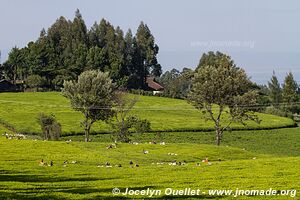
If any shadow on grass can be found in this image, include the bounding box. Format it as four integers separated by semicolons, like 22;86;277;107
0;185;226;199
0;174;116;183
0;191;66;200
156;195;226;199
88;194;225;200
86;186;226;200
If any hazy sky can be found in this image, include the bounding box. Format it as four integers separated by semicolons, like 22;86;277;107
1;0;300;84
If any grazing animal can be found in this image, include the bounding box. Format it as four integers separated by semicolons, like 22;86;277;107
116;164;122;167
196;163;201;166
129;160;134;165
143;149;149;154
160;142;166;145
169;160;177;166
71;161;77;164
64;160;68;164
106;144;117;149
202;158;209;163
66;139;72;144
105;162;110;166
39;159;45;166
135;164;139;167
48;161;53;167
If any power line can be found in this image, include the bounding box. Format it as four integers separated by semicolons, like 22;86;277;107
0;99;300;110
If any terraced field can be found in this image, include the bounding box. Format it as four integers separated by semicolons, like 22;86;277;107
0;92;295;136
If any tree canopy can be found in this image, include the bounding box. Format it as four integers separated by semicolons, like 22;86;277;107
268;71;282;107
189;52;260;145
62;70;115;142
2;10;161;90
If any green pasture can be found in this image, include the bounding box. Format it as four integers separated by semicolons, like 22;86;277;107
0;92;295;136
0;130;299;199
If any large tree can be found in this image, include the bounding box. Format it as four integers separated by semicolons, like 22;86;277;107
189;52;260;146
159;68;193;99
268;71;282;107
135;22;161;88
62;70;115;142
3;11;161;90
282;72;299;113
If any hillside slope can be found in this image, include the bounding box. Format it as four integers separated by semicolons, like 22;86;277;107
0;92;295;135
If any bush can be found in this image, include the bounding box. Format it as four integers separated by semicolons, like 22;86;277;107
37;113;61;140
26;75;47;91
265;106;293;119
111;115;151;142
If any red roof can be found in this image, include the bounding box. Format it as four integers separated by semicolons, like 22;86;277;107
146;77;164;91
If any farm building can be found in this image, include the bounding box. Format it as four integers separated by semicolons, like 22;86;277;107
146;77;164;95
0;80;16;92
0;80;23;92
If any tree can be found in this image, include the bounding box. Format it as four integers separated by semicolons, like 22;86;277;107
37;113;61;140
4;47;26;83
188;52;260;146
282;72;299;113
3;11;161;90
110;92;151;142
62;70;115;142
159;68;193;98
196;51;233;71
26;75;47;91
135;22;161;88
268;71;282;107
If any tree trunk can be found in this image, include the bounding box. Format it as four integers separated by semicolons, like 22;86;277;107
215;126;221;146
84;125;90;142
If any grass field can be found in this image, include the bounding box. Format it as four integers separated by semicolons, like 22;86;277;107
0;92;295;136
0;92;299;199
63;127;300;157
0;126;299;199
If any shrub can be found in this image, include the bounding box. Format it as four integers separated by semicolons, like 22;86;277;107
26;75;47;91
37;113;61;140
265;106;293;119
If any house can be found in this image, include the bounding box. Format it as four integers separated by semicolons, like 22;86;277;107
146;77;164;95
0;80;18;92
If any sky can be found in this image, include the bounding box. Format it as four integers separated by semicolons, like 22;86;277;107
0;0;300;84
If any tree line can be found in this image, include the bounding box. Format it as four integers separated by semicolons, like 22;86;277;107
159;52;300;115
0;9;161;90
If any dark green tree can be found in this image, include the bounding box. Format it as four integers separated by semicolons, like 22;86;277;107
4;47;27;83
268;71;282;107
282;72;299;113
159;68;193;98
135;22;161;88
3;11;161;91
